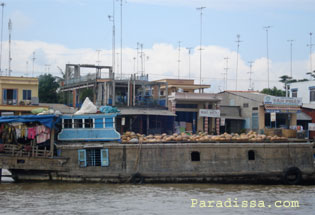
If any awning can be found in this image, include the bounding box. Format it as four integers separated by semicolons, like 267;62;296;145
119;108;176;116
297;112;312;121
0;115;57;128
265;106;301;113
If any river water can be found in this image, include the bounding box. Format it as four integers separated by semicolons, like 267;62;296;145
0;180;314;215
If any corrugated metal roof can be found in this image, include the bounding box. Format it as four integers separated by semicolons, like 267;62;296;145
39;103;77;114
302;104;315;110
119;108;176;116
221;91;267;103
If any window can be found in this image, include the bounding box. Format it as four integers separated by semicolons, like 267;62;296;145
160;90;164;96
243;103;249;108
291;89;297;98
248;150;255;160
176;104;198;108
85;119;93;128
2;89;17;105
191;151;200;161
95;118;104;128
310;88;315;102
64;119;72;128
252;107;258;111
23;90;32;100
105;118;113;128
252;113;259;130
74;119;83;128
78;149;109;167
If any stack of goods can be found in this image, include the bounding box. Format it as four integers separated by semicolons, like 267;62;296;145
120;130;288;144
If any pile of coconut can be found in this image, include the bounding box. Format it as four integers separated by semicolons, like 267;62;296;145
120;130;287;143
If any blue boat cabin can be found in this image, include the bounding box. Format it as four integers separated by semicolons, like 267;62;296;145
58;114;121;142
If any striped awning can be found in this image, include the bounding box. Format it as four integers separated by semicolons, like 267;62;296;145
265;106;301;113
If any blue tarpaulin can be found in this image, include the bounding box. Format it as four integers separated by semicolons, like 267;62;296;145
0;115;57;128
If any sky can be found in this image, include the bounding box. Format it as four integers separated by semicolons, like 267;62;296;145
2;0;315;92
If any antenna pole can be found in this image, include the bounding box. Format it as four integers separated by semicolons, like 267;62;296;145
8;19;12;76
264;26;271;88
288;40;294;78
307;32;314;76
223;57;229;91
32;52;36;77
177;41;181;79
235;34;242;90
187;47;193;79
248;61;254;91
0;3;5;75
196;6;206;88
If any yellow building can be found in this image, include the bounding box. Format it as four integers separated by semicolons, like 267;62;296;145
0;76;46;115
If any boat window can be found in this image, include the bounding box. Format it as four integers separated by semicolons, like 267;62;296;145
74;119;83;128
248;150;255;160
85;119;93;128
95;118;104;128
64;119;72;128
191;151;200;162
105;118;114;128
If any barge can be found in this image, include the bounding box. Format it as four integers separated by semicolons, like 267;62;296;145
0;114;314;185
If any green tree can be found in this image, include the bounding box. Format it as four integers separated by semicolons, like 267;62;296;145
79;88;94;102
38;73;59;103
260;87;285;97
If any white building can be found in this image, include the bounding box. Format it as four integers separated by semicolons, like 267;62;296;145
288;81;315;104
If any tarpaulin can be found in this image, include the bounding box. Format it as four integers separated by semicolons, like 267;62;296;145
0;115;57;128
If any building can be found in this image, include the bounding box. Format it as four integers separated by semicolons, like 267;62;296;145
0;76;44;115
60;64;175;134
218;91;301;132
288;80;315;103
155;79;221;134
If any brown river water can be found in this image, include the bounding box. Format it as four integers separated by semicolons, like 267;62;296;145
0;181;314;215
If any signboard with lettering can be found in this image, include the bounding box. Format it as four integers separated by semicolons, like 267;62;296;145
263;95;302;106
270;112;276;122
199;109;220;118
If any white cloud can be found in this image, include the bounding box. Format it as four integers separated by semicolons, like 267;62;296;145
1;39;312;93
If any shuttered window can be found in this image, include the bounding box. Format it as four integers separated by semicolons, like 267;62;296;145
78;149;86;167
101;149;109;166
105;118;113;128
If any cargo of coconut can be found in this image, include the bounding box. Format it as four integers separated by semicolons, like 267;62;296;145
120;130;288;144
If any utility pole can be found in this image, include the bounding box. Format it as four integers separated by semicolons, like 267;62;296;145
136;42;139;74
177;41;181;79
248;61;254;91
96;50;101;66
187;47;193;79
223;57;229;91
119;0;123;79
307;32;314;75
25;61;29;77
0;3;5;75
235;34;242;91
264;26;271;88
288;40;294;78
32;52;36;77
8;19;12;76
108;0;115;78
196;6;206;89
133;57;136;74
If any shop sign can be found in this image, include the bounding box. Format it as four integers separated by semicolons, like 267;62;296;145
199;109;220;117
270;112;276;122
121;117;125;126
221;118;225;126
264;95;302;106
308;123;315;131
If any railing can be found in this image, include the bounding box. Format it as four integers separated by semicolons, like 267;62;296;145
1;144;52;158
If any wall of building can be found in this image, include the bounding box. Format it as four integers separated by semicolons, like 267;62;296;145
0;77;38;105
289;80;315;104
219;93;262;130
